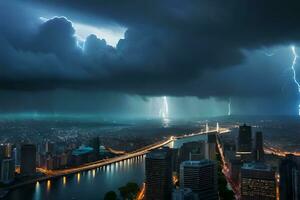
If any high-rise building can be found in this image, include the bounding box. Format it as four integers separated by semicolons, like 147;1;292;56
179;141;206;163
240;162;276;200
253;132;264;162
20;144;36;176
205;143;216;160
89;137;100;159
0;144;5;159
180;160;218;200
0;144;6;181
145;147;172;200
0;158;15;184
45;141;55;154
207;132;216;143
172;188;195;200
171;148;180;173
279;154;300;200
3;143;12;158
206;133;216;160
237;124;252;162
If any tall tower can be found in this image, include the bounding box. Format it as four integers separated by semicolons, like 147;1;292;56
253;132;264;162
145;147;172;200
279;154;300;200
237;124;252;162
180;160;218;200
20;144;36;176
237;124;252;152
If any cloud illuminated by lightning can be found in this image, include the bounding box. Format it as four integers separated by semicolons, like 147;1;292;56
290;46;300;115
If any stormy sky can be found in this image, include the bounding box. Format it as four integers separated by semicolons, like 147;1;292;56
1;0;300;117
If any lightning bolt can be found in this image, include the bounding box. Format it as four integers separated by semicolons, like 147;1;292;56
160;96;169;119
290;46;300;116
228;98;231;116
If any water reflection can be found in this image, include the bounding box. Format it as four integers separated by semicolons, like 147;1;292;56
63;176;66;186
46;180;51;192
34;181;40;200
77;173;81;183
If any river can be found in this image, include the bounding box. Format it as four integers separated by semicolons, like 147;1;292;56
4;134;206;200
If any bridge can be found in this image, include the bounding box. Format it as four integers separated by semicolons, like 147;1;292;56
5;126;230;190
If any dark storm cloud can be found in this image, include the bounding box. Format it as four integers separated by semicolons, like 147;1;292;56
1;0;300;98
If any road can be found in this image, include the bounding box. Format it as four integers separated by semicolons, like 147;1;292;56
216;134;240;200
264;141;300;157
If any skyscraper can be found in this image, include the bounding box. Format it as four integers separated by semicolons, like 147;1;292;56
240;162;276;200
180;160;218;200
89;137;100;159
0;158;15;184
20;144;36;176
45;141;55;154
179;141;205;163
237;124;252;161
253;132;264;162
172;188;194;200
207;132;216;143
145;147;172;200
237;124;252;152
279;154;300;200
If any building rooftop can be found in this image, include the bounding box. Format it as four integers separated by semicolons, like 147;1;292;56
181;159;215;167
72;146;93;156
242;162;272;171
146;147;170;159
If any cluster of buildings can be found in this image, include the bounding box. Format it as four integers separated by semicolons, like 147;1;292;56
0;136;117;186
145;132;218;200
37;137;103;170
221;124;300;200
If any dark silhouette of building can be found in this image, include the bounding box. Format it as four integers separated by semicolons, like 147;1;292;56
45;141;55;154
279;154;300;200
20;144;36;176
145;147;172;200
89;137;100;159
179;141;205;164
240;162;276;200
237;124;252;162
237;124;252;152
0;157;15;184
253;132;264;162
207;132;216;143
206;133;216;160
0;144;5;179
180;160;218;200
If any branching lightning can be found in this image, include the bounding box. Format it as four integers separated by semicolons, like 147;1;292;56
290;46;300;115
228;98;231;116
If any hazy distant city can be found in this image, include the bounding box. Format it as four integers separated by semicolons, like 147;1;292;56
0;115;299;199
